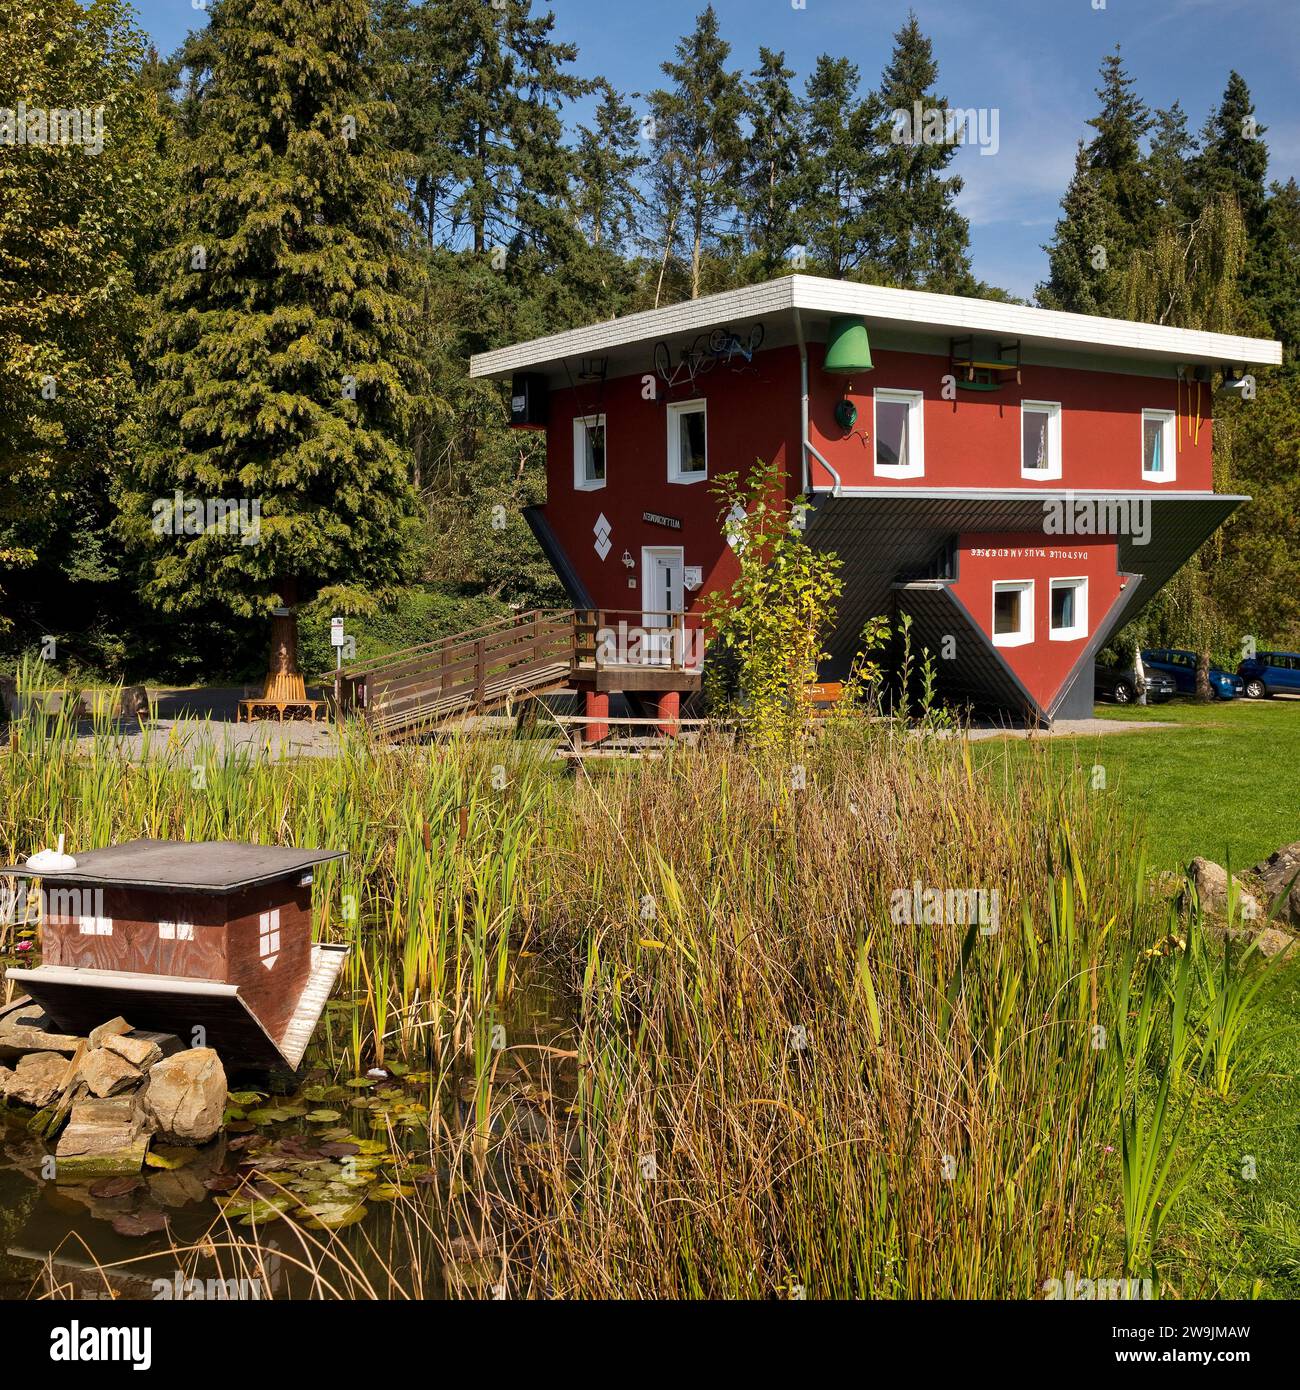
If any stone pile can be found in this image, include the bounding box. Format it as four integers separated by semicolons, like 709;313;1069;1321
1183;839;1300;958
0;998;227;1176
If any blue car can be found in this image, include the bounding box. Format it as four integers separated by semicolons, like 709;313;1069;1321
1141;648;1243;700
1236;650;1300;700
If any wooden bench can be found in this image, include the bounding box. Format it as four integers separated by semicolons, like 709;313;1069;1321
237;698;326;724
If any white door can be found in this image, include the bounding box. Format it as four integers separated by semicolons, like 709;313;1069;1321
642;547;684;664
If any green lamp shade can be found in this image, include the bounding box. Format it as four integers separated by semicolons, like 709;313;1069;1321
823;316;873;374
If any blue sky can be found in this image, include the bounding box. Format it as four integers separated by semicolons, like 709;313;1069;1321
129;0;1300;300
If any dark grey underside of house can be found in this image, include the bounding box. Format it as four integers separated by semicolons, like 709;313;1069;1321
805;493;1244;720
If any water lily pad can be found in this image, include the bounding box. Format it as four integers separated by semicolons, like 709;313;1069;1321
317;1141;360;1159
228;1090;266;1106
305;1109;342;1123
112;1209;169;1237
345;1078;374;1089
368;1183;415;1201
301;1201;367;1231
89;1176;145;1199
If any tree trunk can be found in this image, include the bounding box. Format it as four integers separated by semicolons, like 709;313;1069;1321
262;578;306;704
1195;649;1212;703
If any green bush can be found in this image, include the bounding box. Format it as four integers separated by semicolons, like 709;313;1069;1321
297;586;509;679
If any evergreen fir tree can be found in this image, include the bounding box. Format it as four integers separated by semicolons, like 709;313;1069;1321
1084;48;1156;253
646;5;746;301
741;47;806;279
118;0;422;677
1194;72;1269;243
1037;143;1114;314
802;56;878;280
869;14;974;292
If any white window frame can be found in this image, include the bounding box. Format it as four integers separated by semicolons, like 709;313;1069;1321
873;388;925;478
1141;408;1176;483
79;915;113;936
1049;577;1088;641
1020;400;1062;480
573;413;607;491
259;908;281;959
991;579;1035;648
667;399;707;484
158;920;195;941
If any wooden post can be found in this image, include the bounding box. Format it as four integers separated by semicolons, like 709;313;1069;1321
474;639;486;705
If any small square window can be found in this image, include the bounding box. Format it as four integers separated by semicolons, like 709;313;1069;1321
992;580;1034;647
1021;401;1062;479
1050;578;1088;641
573;414;606;491
874;390;924;477
159;920;175;940
667;400;707;483
1142;409;1175;481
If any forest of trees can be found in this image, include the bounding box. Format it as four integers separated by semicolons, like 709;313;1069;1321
2;0;1298;682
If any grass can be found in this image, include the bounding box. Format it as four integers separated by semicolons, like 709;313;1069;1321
0;692;1290;1299
976;697;1300;872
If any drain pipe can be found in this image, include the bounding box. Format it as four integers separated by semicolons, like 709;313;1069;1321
793;308;843;498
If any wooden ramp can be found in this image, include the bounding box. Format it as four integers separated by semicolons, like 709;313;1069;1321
339;608;705;742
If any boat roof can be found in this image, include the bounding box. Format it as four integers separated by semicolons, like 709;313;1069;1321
469;274;1282;381
0;838;345;894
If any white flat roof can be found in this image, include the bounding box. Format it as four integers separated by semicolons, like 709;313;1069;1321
469;274;1282;378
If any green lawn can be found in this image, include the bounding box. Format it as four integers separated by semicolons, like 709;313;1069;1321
979;695;1300;1295
977;696;1300;872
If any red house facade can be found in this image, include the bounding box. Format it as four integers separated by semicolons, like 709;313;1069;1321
470;276;1280;722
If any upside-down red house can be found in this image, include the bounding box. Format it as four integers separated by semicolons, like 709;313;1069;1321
470;276;1281;722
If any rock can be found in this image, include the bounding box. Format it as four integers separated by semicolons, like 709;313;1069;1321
1253;927;1296;959
141;1049;226;1145
1247;841;1300;930
55;1095;151;1177
79;1046;142;1099
1186;857;1261;922
0;1063;11;1092
89;1017;133;1048
103;1033;163;1070
3;1050;72;1108
119;685;150;719
0;1000;82;1059
0;672;16;719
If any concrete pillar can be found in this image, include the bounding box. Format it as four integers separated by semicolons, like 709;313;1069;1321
656;690;680;738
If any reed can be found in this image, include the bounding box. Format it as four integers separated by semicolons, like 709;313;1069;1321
0;705;1273;1299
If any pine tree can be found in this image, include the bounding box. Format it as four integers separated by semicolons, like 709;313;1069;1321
1194;72;1269;243
741;47;805;279
380;0;589;259
1085;47;1155;241
646;5;746;302
1037;143;1114;314
869;14;974;292
573;81;644;253
118;0;422;684
1147;101;1197;223
1255;178;1300;356
802;56;878;280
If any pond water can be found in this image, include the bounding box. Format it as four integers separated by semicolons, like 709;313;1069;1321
0;964;576;1301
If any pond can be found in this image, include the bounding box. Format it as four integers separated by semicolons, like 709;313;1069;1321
0;962;576;1301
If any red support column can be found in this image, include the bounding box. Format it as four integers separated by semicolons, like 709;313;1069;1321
583;690;609;745
656;690;680;738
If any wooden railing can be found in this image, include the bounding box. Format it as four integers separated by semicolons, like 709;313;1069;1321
573;608;706;672
338;606;706;738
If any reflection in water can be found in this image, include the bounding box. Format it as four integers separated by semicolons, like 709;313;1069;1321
0;961;575;1300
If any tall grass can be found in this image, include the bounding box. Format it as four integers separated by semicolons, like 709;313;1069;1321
0;706;1273;1298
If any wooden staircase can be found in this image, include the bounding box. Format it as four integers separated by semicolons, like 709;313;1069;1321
338;609;578;739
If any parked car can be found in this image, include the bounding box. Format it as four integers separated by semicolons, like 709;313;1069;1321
1141;648;1243;700
1094;663;1176;705
1236;650;1300;699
